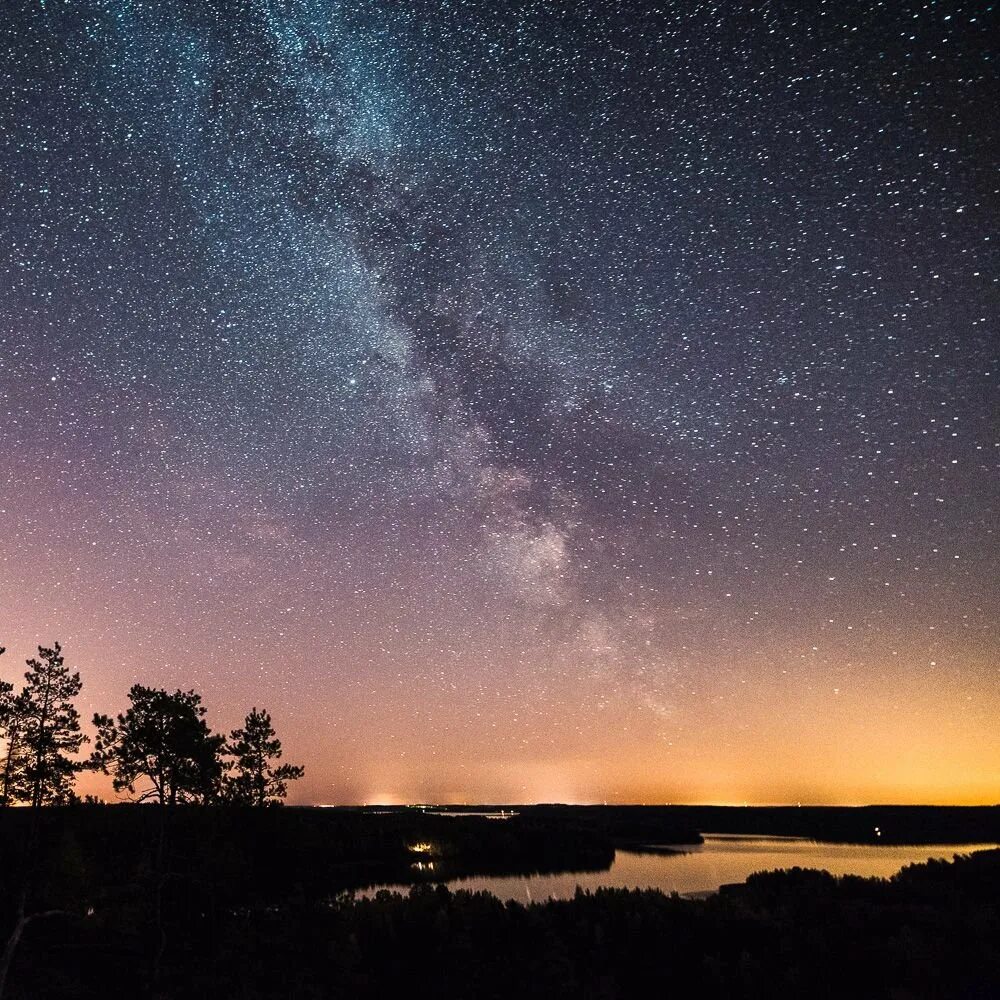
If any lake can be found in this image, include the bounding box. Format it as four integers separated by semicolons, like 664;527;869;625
361;834;998;902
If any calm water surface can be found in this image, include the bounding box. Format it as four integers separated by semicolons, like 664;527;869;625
361;834;997;902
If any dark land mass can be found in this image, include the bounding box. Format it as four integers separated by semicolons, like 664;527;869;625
441;803;1000;846
0;805;619;901
1;804;998;998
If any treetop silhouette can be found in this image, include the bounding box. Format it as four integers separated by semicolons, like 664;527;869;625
0;642;87;808
91;685;225;806
224;707;305;806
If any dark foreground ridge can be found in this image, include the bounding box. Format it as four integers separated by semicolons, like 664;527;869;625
1;805;998;998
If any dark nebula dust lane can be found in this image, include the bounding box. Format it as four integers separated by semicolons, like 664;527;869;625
1;2;996;804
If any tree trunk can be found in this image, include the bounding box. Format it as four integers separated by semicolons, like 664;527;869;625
151;804;169;992
30;667;55;811
0;900;69;1000
0;891;26;1000
0;735;16;805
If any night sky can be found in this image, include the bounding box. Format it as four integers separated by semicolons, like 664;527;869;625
1;1;997;805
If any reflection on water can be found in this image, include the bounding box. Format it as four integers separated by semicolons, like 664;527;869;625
425;810;518;820
361;834;998;902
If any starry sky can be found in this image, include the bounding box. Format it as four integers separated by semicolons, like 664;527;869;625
1;1;997;805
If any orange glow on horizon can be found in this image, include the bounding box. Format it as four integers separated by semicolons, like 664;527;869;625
9;581;1000;809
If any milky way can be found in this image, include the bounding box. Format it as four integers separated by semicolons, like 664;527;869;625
1;2;997;804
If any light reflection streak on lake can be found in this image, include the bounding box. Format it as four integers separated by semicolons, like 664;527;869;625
360;834;998;902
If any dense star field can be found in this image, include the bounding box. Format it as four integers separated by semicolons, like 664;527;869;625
0;2;996;805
